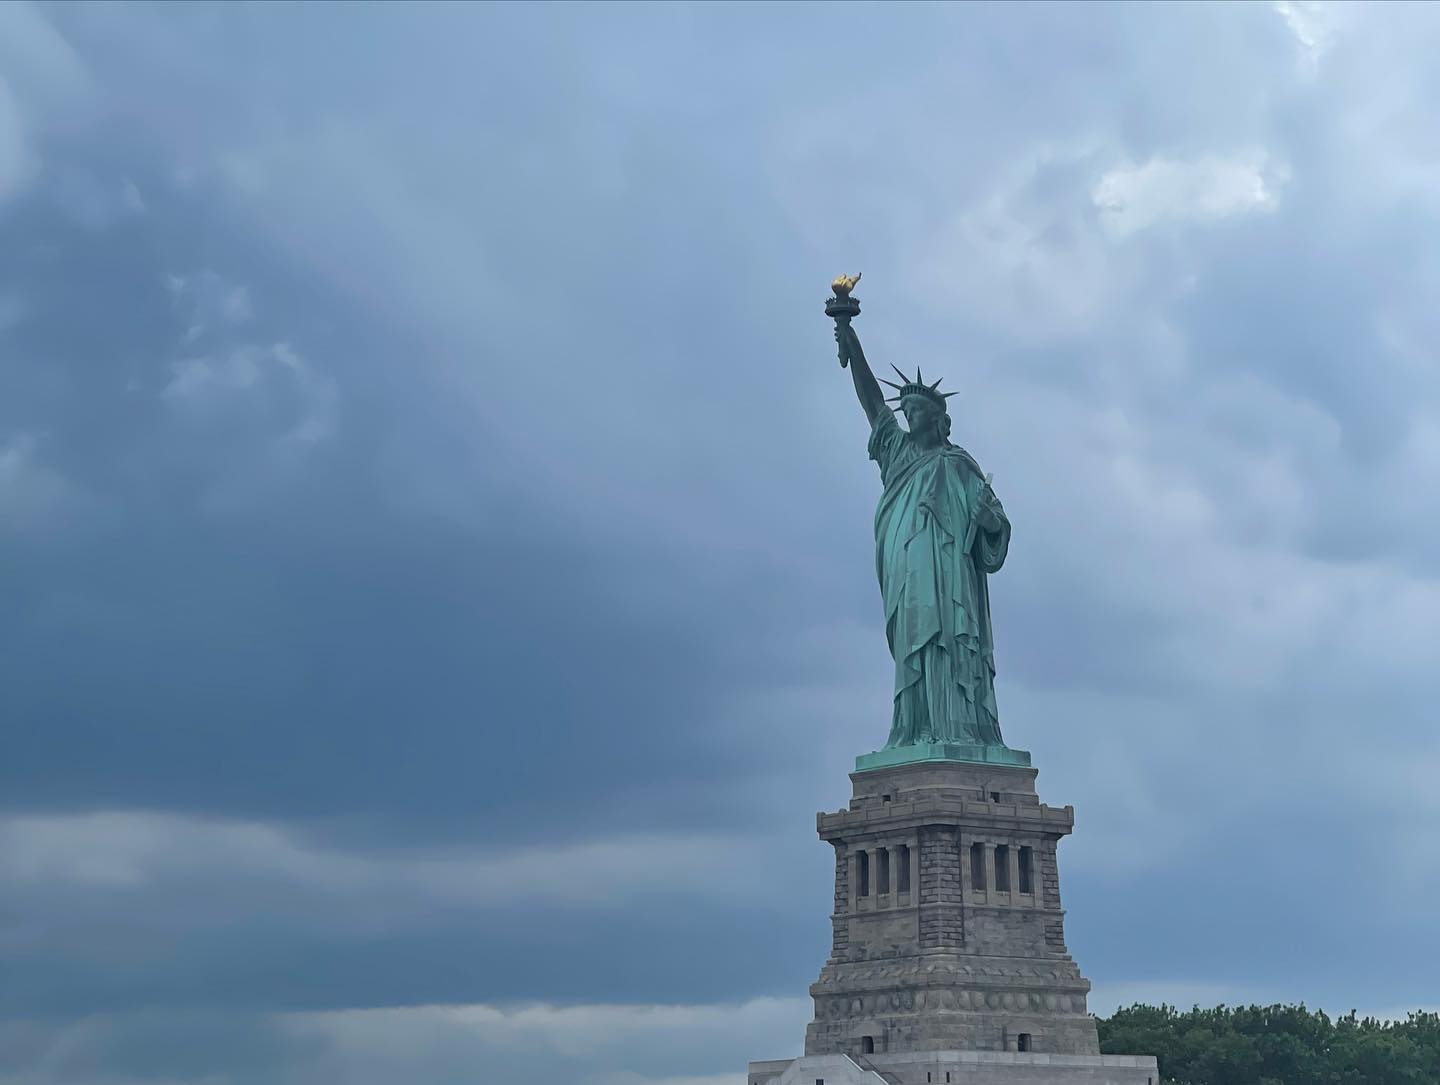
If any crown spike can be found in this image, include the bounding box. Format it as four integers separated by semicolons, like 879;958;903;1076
879;378;904;391
914;366;924;385
942;390;959;399
890;363;910;383
929;376;944;390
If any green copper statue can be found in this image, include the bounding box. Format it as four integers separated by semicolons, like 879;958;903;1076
826;275;1026;768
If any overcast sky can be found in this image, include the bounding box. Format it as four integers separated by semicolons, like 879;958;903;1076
3;2;1440;1083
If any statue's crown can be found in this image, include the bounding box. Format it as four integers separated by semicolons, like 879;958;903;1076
880;365;956;410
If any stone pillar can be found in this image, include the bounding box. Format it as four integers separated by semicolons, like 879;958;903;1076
1041;841;1061;908
917;826;963;948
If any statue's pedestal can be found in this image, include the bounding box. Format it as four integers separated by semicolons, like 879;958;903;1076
747;756;1157;1085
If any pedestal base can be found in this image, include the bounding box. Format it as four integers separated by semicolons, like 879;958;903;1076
748;1051;1159;1085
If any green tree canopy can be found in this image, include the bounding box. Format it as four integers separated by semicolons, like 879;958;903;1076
1099;1003;1440;1085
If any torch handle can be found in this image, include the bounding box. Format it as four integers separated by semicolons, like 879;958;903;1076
825;294;861;369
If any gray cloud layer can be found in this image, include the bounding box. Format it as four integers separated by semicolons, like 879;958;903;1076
4;2;1440;1083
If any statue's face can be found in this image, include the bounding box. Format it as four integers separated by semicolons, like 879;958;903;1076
901;396;941;437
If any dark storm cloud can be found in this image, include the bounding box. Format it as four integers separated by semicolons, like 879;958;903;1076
0;161;778;842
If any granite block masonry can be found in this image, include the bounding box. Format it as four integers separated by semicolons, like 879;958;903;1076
746;757;1159;1085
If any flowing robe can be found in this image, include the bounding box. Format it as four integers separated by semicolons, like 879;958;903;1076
868;410;1011;749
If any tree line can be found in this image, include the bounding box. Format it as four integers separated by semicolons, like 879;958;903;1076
1098;1003;1440;1084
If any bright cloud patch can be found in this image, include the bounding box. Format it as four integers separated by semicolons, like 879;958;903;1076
283;998;808;1085
0;431;87;533
163;342;336;444
1093;152;1287;237
0;811;761;910
0;999;806;1085
1274;0;1341;62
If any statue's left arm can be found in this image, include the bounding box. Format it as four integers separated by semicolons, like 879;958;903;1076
972;478;1011;573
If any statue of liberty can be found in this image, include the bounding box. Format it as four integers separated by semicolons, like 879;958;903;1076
826;276;1023;765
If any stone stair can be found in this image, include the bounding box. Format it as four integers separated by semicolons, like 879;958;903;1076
774;1053;889;1085
851;1053;904;1084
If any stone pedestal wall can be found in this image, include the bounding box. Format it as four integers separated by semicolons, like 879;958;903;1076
803;760;1100;1059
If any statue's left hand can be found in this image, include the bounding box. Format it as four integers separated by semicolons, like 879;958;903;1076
976;485;1003;531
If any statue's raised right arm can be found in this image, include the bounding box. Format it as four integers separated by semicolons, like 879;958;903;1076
835;323;888;426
